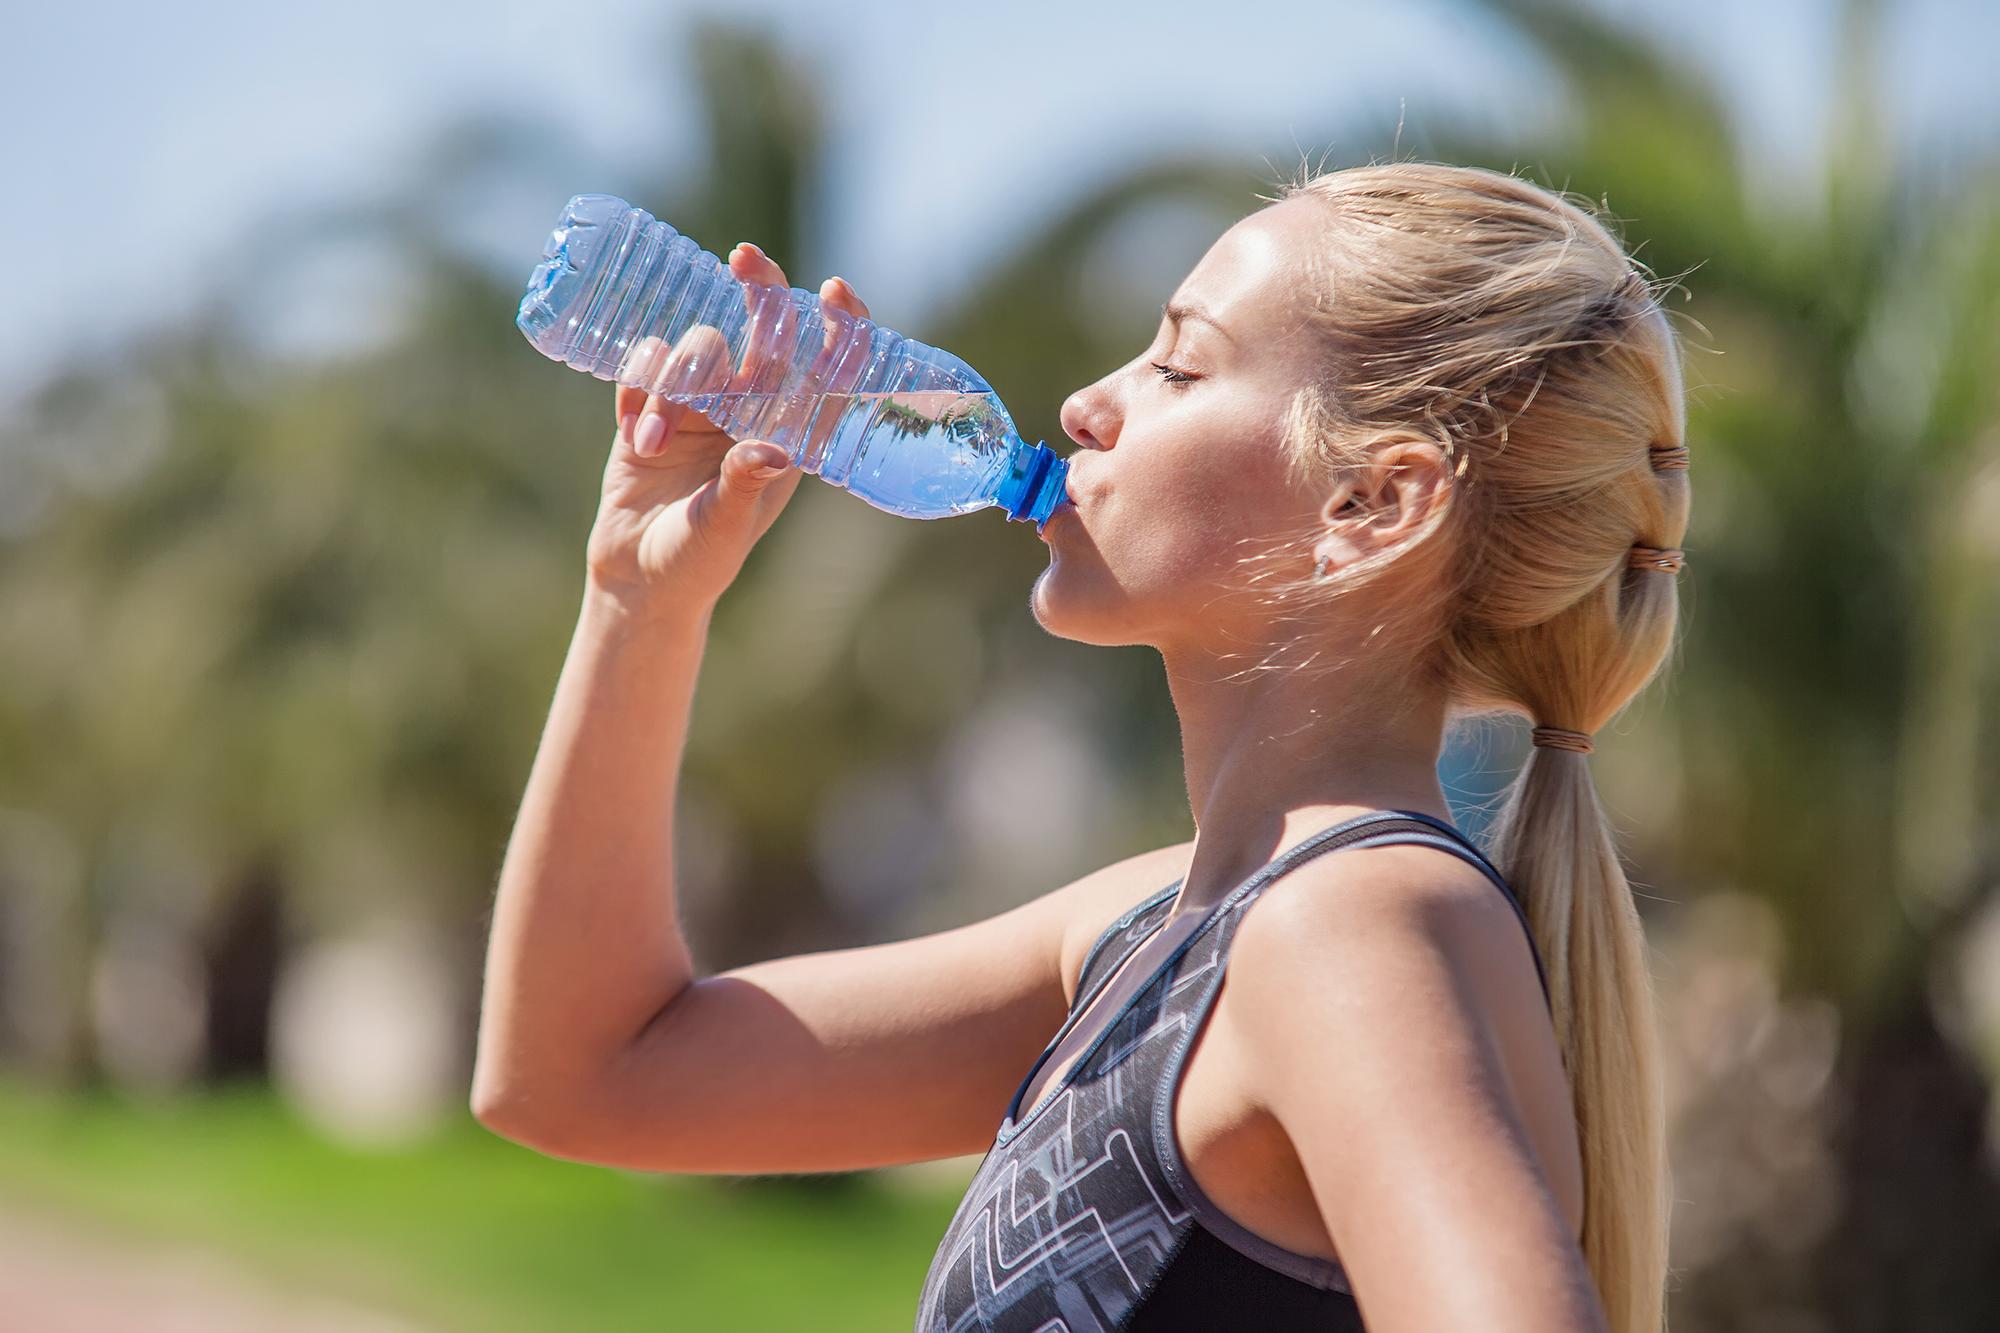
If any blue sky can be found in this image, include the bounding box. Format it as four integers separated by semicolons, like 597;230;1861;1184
7;0;1996;418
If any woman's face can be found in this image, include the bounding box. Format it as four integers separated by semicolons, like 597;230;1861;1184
1034;198;1333;651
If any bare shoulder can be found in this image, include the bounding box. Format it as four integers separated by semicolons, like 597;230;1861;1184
1049;839;1194;1006
1229;841;1545;1026
1218;841;1583;1239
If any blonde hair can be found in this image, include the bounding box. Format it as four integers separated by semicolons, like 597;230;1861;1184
1267;162;1687;1332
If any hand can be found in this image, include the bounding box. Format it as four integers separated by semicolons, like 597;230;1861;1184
584;241;874;612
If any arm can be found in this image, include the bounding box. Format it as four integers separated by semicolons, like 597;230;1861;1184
471;239;1182;1173
472;594;1175;1172
1224;848;1602;1332
468;586;710;1149
472;236;823;1161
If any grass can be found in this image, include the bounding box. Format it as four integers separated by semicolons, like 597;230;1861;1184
0;1077;972;1331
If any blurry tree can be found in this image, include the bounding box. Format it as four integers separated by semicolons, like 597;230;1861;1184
0;3;1993;1326
0;18;1255;1089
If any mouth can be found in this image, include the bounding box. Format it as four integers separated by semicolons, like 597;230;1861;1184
1037;491;1080;538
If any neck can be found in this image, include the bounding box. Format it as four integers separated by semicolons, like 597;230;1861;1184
1159;633;1453;913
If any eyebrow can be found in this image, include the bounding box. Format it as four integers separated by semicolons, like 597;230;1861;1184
1163;299;1235;344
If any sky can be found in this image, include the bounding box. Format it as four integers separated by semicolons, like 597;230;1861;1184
6;0;1998;419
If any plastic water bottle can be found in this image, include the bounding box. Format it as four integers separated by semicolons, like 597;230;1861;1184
516;194;1069;526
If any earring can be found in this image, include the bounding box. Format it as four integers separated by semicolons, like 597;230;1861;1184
1312;553;1335;582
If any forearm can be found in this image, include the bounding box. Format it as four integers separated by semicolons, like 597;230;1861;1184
472;583;716;1117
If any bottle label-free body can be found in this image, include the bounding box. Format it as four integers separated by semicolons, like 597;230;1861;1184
677;389;1013;519
520;193;1069;525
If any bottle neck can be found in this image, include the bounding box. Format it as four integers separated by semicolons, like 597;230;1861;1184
996;441;1068;525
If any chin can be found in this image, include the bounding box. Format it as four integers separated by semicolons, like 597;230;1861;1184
1028;563;1150;647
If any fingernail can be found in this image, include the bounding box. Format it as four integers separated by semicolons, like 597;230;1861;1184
740;241;764;257
619;412;637;444
634;414;666;456
751;463;785;480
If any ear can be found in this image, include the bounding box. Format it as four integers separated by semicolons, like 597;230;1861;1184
1371;439;1452;539
1311;476;1373;571
1309;438;1451;571
1319;476;1367;525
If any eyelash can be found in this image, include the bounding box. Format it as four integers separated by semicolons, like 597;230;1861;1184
1150;361;1198;386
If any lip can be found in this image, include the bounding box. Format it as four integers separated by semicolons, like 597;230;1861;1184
1037;496;1077;541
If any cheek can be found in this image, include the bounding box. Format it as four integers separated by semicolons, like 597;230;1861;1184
1061;496;1246;620
1118;442;1297;582
1063;390;1302;602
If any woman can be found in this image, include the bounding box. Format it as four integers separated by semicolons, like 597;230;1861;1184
472;161;1687;1333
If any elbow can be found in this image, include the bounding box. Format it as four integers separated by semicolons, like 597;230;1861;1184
468;1070;516;1136
469;1062;642;1168
469;999;692;1162
473;1074;695;1175
469;1065;586;1158
469;1069;539;1144
467;1017;580;1149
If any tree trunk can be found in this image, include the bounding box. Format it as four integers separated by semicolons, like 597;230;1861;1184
201;860;284;1082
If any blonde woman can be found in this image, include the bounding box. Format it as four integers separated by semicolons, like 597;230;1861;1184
473;161;1687;1333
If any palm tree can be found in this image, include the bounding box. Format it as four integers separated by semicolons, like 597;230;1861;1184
0;18;1259;1085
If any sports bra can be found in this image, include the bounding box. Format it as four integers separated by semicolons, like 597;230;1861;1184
913;808;1553;1332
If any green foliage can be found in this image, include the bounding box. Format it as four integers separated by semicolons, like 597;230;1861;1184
1450;0;2000;1014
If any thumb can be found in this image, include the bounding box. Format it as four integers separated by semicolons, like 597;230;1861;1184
700;440;793;524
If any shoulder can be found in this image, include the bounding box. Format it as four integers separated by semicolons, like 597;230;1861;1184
1226;839;1542;1031
1216;840;1574;1231
1216;843;1594;1327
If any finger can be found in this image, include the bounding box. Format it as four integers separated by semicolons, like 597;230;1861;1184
729;252;801;396
615;335;665;433
615;244;784;441
629;327;733;458
813;276;877;397
620;334;687;456
727;241;788;290
725;438;791;486
784;283;873;466
694;438;797;537
818;275;871;323
813;275;874;399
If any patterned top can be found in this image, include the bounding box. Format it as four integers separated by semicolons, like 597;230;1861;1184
913;808;1553;1332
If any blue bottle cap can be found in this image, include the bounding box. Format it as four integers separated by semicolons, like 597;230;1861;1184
997;442;1069;526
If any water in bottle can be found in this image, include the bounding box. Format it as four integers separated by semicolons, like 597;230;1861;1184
516;194;1069;526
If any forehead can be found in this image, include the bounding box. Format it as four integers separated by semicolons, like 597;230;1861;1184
1173;198;1325;337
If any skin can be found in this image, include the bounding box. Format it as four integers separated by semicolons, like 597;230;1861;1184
474;204;1602;1331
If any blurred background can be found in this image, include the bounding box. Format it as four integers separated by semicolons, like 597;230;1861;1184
5;0;1999;1328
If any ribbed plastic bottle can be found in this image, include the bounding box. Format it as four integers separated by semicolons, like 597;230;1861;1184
517;194;1068;526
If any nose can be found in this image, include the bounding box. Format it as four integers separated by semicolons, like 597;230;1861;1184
1060;378;1119;452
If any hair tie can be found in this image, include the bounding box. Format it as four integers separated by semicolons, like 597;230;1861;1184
1629;545;1685;573
1649;443;1690;471
1531;725;1594;754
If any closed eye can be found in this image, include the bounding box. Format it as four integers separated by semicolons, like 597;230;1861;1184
1150;361;1198;386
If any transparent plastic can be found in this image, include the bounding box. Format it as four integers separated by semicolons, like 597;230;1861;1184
517;194;1068;526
